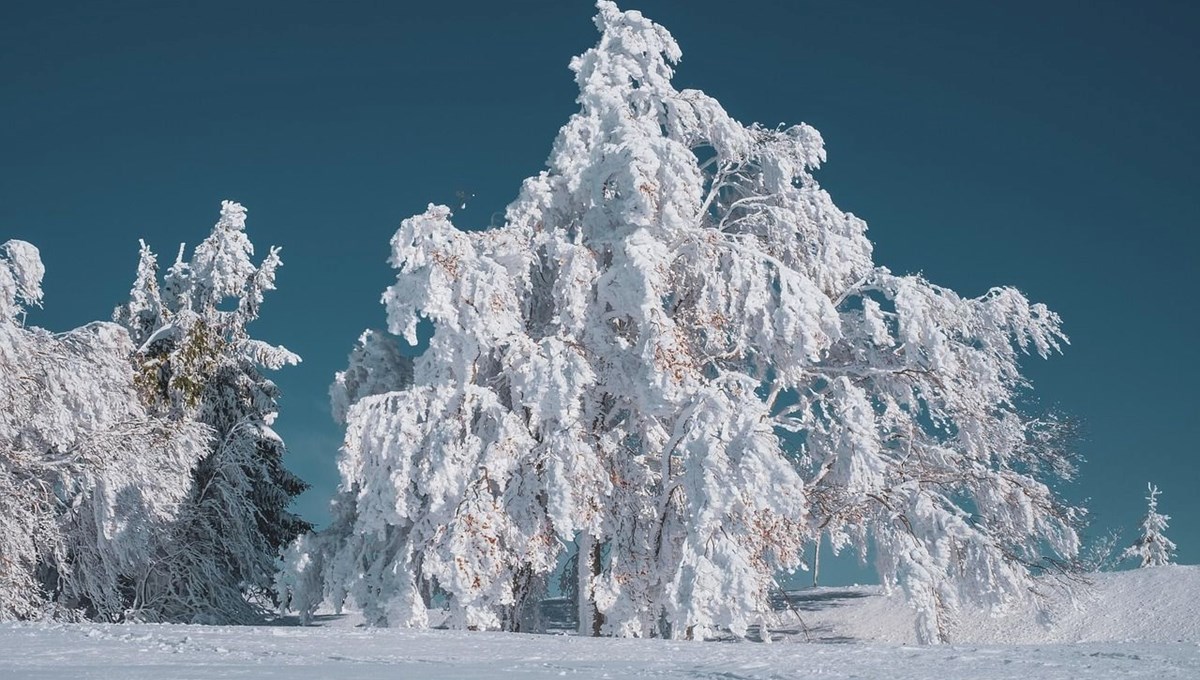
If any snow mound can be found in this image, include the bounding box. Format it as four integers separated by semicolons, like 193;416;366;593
793;565;1200;645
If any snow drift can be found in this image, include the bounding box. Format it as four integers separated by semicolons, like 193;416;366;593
793;565;1200;645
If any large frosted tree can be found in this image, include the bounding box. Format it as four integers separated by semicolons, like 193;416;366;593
281;2;1080;642
1;240;207;621
115;201;309;623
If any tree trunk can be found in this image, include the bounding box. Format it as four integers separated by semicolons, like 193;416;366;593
577;534;604;636
812;533;821;588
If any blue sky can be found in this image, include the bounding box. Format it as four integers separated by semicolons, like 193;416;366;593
3;0;1197;583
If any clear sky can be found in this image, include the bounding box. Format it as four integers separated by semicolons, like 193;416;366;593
3;0;1197;584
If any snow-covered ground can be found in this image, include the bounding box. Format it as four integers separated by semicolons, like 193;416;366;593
797;564;1200;645
3;567;1198;679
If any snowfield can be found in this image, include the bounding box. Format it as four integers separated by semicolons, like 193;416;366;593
3;567;1197;679
1;624;1196;679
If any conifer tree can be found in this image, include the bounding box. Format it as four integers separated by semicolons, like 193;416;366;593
116;201;309;622
1122;484;1176;568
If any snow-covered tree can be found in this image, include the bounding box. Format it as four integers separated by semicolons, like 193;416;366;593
1;240;207;621
1122;484;1176;568
281;2;1080;642
115;201;309;623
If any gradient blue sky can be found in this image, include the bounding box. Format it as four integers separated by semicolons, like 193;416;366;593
3;0;1197;583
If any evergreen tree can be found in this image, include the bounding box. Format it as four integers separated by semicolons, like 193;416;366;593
1122;484;1176;568
115;201;309;622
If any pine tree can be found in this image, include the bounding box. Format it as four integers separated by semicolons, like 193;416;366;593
1122;484;1176;568
115;201;309;622
282;2;1081;642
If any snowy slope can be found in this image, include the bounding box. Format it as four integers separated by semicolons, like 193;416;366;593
794;565;1200;645
1;567;1197;679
